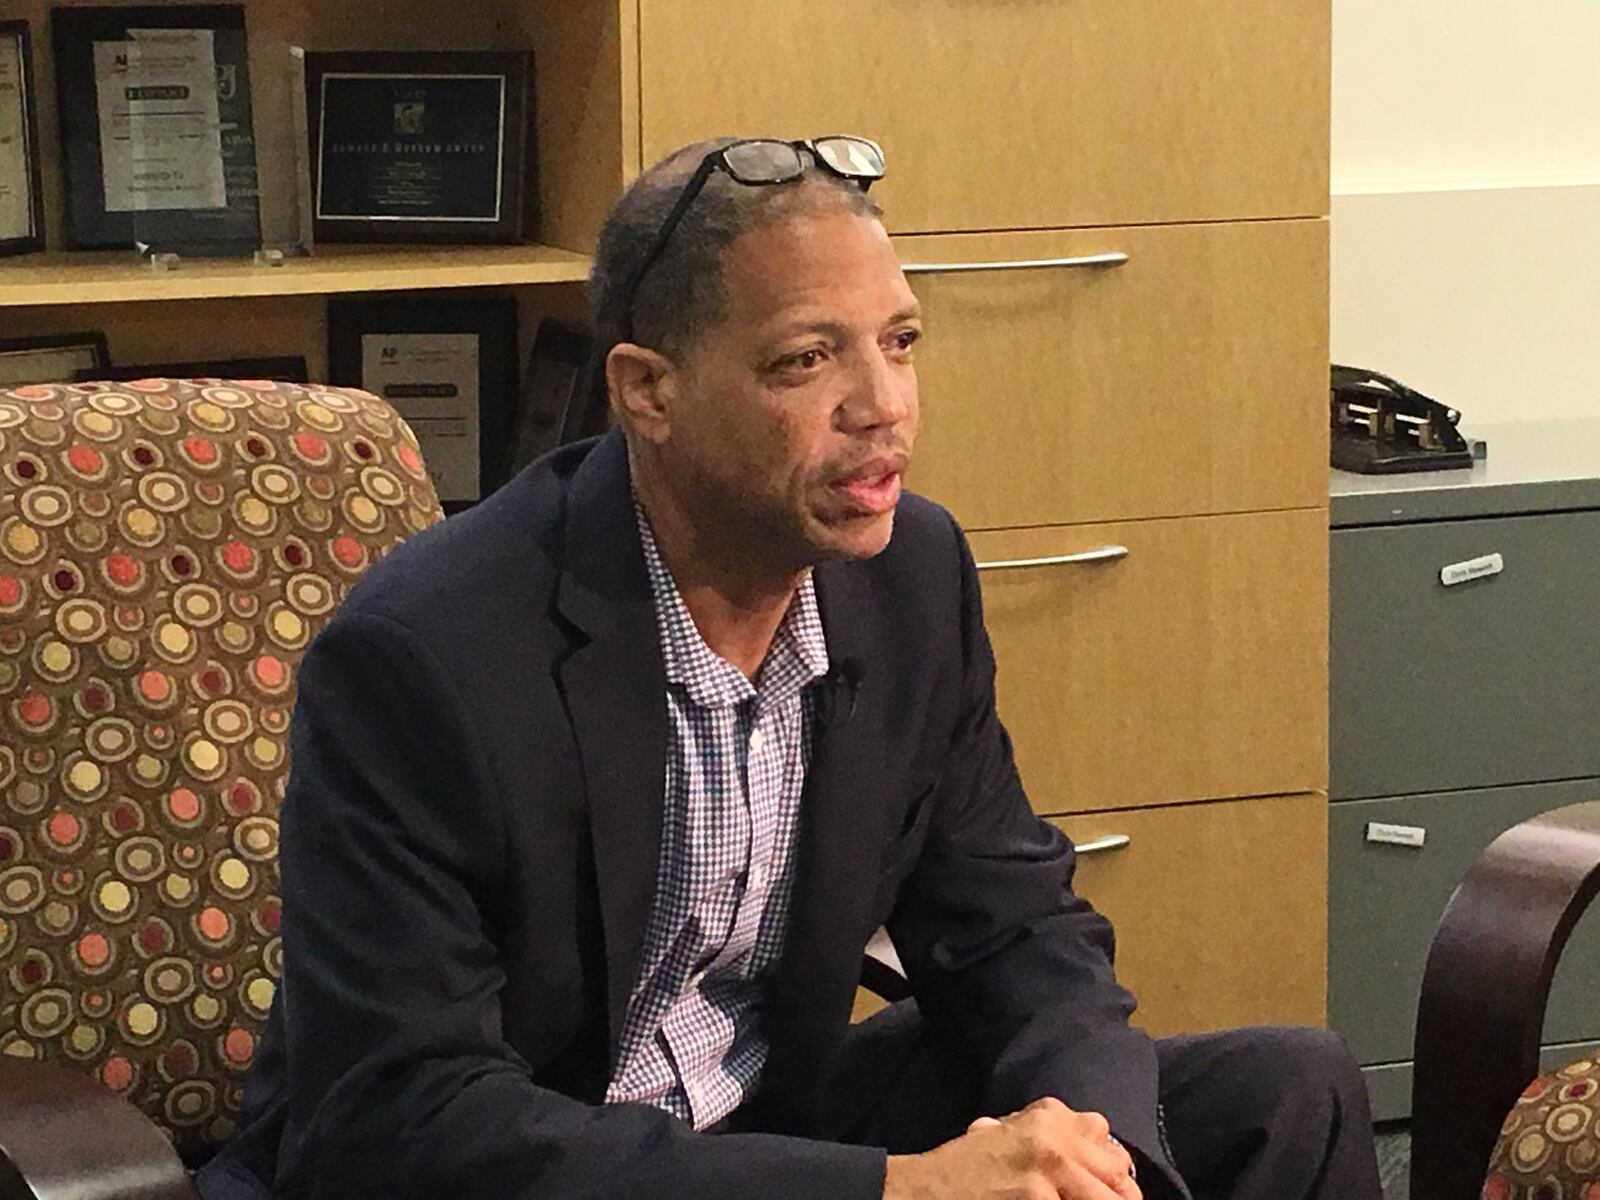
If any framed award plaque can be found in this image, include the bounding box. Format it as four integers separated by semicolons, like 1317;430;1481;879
505;318;591;477
0;21;45;256
327;295;519;506
51;5;261;253
75;355;309;384
305;51;533;245
0;333;110;387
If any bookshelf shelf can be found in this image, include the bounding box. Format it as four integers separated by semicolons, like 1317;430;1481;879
0;244;592;308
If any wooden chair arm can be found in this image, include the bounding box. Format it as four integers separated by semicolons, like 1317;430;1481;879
1410;798;1600;1200
0;1058;196;1200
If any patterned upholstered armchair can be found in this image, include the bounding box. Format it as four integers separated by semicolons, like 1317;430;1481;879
0;379;441;1196
1410;800;1600;1200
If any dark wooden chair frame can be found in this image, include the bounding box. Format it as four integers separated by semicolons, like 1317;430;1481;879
1410;799;1600;1200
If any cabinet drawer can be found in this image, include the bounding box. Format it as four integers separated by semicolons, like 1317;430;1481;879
973;509;1328;815
1052;793;1327;1037
902;221;1328;530
1328;783;1600;1069
1330;510;1600;800
637;0;1329;232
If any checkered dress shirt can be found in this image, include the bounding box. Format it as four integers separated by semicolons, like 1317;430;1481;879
602;509;830;1128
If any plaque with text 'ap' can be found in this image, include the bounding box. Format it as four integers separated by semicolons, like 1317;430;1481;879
327;295;520;507
304;51;534;245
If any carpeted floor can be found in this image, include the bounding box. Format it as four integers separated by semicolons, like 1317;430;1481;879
1376;1121;1410;1200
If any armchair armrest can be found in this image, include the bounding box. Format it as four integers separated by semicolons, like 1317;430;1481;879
0;1058;196;1200
1410;799;1600;1200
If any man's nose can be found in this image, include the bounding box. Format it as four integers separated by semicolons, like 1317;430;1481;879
839;346;915;432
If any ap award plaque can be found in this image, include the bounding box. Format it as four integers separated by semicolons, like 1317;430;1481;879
305;51;532;244
328;296;520;509
0;21;44;256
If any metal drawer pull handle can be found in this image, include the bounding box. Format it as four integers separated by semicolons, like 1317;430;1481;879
1365;822;1427;848
1439;553;1503;588
901;251;1130;276
1075;834;1131;855
976;545;1130;572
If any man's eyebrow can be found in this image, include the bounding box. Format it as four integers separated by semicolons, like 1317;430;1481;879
762;306;923;344
764;318;852;343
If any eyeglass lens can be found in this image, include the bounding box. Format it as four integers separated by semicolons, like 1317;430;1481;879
721;140;807;184
813;137;885;179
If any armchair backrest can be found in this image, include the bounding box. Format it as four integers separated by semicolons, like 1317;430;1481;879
0;378;441;1158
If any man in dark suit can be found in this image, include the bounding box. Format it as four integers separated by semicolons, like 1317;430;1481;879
201;138;1382;1200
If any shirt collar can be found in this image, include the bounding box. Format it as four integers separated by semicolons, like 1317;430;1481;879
635;505;830;708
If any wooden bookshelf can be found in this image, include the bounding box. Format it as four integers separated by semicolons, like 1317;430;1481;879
0;245;591;308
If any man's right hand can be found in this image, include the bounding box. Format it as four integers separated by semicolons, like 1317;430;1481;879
881;1097;1142;1200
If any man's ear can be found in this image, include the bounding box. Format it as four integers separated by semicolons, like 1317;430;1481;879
606;342;679;446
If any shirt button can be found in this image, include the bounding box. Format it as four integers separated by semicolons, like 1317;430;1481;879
749;864;767;889
749;729;766;751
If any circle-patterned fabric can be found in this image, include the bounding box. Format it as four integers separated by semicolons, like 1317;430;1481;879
1485;1057;1600;1199
0;379;441;1157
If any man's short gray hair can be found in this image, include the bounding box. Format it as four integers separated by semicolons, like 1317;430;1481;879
588;138;884;362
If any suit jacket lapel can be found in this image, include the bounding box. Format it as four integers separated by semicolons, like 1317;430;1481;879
552;432;668;1054
748;557;894;1134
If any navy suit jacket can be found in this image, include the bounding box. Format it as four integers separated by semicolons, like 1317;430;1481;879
200;431;1173;1199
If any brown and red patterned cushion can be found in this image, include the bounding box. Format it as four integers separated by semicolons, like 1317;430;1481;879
1484;1057;1600;1200
0;378;440;1157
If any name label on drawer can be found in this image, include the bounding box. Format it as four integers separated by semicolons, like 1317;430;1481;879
1366;821;1427;848
1440;553;1504;587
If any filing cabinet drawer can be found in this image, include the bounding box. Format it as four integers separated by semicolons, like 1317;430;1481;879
972;509;1328;815
638;0;1329;232
1052;793;1327;1037
1328;782;1600;1070
902;220;1328;530
1330;510;1600;800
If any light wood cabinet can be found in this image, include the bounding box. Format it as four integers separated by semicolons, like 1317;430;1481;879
636;0;1329;234
970;510;1329;815
855;793;1328;1032
901;220;1329;530
1051;794;1328;1037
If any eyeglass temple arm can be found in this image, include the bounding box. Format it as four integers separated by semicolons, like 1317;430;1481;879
617;153;725;344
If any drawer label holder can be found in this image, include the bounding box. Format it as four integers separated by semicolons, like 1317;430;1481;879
1365;821;1427;848
1439;552;1504;588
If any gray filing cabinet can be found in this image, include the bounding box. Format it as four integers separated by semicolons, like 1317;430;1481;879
1328;419;1600;1121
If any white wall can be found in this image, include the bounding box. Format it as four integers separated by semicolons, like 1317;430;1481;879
1330;0;1600;424
1331;186;1600;423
